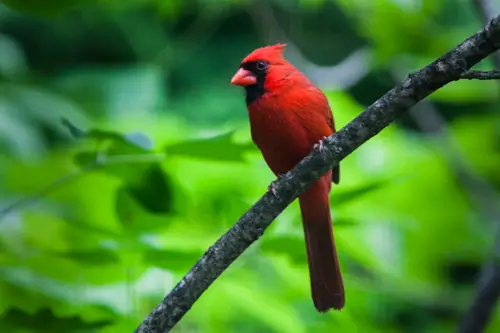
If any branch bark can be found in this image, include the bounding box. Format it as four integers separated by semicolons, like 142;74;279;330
134;14;500;333
459;235;500;333
460;69;500;79
473;0;500;69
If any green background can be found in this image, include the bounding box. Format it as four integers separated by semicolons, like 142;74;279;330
0;0;499;332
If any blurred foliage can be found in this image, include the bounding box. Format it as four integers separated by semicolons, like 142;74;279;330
0;0;500;332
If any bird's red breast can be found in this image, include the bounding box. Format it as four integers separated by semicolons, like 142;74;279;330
230;44;336;176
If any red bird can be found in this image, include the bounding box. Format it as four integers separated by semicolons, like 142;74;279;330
230;44;344;312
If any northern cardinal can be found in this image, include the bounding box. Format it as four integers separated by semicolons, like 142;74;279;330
230;44;344;312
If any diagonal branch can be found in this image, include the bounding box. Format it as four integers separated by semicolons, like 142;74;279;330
134;14;500;333
473;0;500;69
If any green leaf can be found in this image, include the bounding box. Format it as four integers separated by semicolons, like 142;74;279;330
143;249;203;272
123;131;154;150
0;307;113;331
115;187;172;232
222;282;307;333
1;0;92;16
50;249;120;266
62;118;154;154
60;117;87;139
64;120;173;214
73;155;173;215
430;80;498;102
87;129;149;153
124;164;174;214
0;238;7;253
333;217;360;227
72;139;157;188
261;236;307;265
260;219;357;264
330;179;388;206
165;131;257;162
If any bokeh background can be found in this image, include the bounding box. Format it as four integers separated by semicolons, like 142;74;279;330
1;0;500;332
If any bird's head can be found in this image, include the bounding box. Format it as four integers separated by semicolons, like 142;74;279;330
231;43;287;87
231;43;289;104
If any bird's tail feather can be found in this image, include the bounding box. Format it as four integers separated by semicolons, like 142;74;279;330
298;175;345;311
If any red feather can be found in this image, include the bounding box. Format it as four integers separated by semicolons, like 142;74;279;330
232;44;344;311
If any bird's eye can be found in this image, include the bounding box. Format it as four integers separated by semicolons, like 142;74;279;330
255;61;267;72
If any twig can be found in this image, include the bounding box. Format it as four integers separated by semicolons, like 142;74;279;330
390;62;500;221
458;2;500;333
0;153;165;222
134;14;500;333
459;231;500;333
460;69;500;80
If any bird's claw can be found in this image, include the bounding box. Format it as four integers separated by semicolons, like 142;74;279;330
268;181;279;197
268;174;284;197
314;136;329;153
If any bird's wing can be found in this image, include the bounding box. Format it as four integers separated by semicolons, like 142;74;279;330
298;85;340;184
320;91;340;185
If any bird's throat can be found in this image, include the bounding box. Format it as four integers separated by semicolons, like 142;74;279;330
244;84;266;105
244;69;267;105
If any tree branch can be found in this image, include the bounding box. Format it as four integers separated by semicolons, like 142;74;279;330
134;14;500;333
473;0;500;69
459;233;500;333
460;69;500;80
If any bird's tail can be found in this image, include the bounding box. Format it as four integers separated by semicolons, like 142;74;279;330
298;175;345;311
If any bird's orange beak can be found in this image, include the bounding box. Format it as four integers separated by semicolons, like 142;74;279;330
231;68;257;86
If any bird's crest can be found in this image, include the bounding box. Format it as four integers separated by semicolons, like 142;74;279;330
242;43;287;64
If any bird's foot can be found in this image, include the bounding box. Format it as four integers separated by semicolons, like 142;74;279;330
314;136;329;154
268;174;284;197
